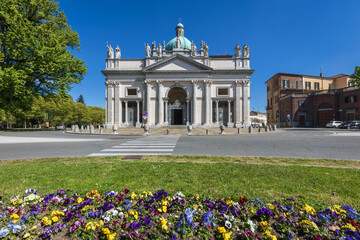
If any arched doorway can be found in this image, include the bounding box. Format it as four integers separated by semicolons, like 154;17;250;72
167;87;188;125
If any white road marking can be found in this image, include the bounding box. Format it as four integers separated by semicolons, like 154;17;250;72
0;136;105;144
88;153;172;156
88;135;180;157
101;149;174;152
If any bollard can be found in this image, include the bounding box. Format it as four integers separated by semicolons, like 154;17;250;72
187;125;193;136
71;125;75;132
144;124;150;136
258;127;261;133
206;129;209;135
248;126;253;133
220;124;225;134
112;124;118;134
238;127;240;134
167;129;169;135
75;125;79;133
100;127;103;134
90;125;94;134
80;125;84;133
265;126;268;132
273;125;277;131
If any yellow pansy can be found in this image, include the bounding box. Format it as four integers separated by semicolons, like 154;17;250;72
77;197;83;203
42;217;52;226
51;216;58;223
196;194;200;199
102;228;110;235
223;231;232;240
131;192;137;199
342;223;356;231
107;232;116;240
334;205;347;215
260;221;268;229
267;203;275;211
10;213;19;219
303;204;316;215
218;226;226;234
30;226;37;232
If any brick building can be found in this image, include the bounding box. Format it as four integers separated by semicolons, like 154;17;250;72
266;73;358;127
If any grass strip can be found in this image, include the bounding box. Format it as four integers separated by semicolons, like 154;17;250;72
0;155;359;209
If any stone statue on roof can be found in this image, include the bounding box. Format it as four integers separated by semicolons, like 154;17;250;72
115;45;121;59
191;41;197;56
243;44;249;58
106;43;114;59
203;43;209;57
157;43;162;57
234;43;241;58
151;41;156;50
145;43;151;57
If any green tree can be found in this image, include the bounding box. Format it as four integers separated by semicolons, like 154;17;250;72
351;66;360;87
0;0;87;113
76;94;85;105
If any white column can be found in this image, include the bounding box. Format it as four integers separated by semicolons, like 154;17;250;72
145;80;151;125
192;80;198;125
136;101;140;125
119;100;122;126
204;80;211;125
107;82;114;124
216;100;219;124
235;81;242;127
243;80;250;127
105;82;108;124
164;100;168;124
227;100;231;126
186;100;190;125
157;80;163;125
124;101;128;126
114;82;120;125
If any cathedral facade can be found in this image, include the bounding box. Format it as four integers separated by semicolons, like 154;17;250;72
102;23;255;128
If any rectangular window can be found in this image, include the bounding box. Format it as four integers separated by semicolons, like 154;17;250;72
217;88;229;96
267;86;270;92
283;80;290;89
348;81;354;87
328;83;331;89
295;80;299;89
314;82;320;90
298;100;304;107
305;82;311;90
127;88;137;96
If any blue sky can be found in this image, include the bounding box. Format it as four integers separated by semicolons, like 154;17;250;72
59;0;360;112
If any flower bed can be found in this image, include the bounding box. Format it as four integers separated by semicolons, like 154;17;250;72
0;188;359;239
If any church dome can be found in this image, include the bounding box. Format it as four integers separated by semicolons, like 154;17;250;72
165;23;192;51
165;36;192;50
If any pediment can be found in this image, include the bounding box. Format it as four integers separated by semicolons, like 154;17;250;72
143;55;212;72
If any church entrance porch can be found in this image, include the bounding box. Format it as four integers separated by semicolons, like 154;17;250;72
166;87;189;126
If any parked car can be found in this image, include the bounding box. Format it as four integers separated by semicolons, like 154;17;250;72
350;120;360;129
325;121;342;128
339;121;353;129
55;123;66;131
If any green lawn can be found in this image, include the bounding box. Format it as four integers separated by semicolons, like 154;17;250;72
0;156;359;209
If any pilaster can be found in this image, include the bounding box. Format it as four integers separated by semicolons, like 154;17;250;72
243;80;251;127
235;81;243;127
191;80;198;126
157;80;164;126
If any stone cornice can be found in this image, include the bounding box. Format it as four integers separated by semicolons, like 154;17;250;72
102;69;255;76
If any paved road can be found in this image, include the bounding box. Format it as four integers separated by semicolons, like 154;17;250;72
0;128;359;161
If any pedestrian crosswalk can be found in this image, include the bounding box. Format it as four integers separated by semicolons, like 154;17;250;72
87;135;180;156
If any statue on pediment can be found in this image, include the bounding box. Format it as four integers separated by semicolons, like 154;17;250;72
145;43;151;57
157;43;162;57
191;41;197;56
151;41;156;50
106;43;114;59
234;43;241;58
115;45;121;59
243;44;249;58
203;43;209;57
